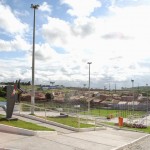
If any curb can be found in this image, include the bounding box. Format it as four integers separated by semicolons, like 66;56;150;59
112;134;150;150
0;124;57;136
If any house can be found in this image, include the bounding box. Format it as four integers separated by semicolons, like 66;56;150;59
121;96;134;101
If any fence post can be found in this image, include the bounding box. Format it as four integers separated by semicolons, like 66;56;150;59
95;118;96;130
19;103;21;114
78;115;80;131
67;107;69;115
45;108;47;120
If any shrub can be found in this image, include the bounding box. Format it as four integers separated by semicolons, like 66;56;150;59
123;122;147;129
45;93;54;101
0;90;6;97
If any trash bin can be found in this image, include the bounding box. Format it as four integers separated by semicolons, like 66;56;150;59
118;117;123;127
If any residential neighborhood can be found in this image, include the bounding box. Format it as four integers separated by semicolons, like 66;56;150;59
17;84;149;112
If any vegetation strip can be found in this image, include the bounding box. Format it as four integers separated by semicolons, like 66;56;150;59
80;109;146;118
0;114;54;131
102;121;150;133
40;116;94;128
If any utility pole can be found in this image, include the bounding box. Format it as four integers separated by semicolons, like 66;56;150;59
109;83;110;95
146;84;149;126
31;4;39;115
104;86;106;94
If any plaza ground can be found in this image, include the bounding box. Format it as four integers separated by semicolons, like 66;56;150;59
0;108;149;150
0;126;148;150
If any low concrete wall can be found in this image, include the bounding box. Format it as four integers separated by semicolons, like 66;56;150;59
0;124;57;136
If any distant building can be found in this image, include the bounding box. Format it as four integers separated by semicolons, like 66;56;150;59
41;85;61;90
121;96;133;101
0;85;7;88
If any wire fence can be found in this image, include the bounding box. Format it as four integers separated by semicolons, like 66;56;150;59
12;101;150;129
13;102;108;129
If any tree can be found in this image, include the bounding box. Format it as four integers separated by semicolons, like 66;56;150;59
45;93;54;101
50;82;55;86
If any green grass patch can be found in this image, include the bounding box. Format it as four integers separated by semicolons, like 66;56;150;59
0;97;6;102
81;109;146;118
0;114;54;131
46;116;94;128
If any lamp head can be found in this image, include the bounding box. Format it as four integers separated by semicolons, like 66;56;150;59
87;62;92;65
31;4;39;9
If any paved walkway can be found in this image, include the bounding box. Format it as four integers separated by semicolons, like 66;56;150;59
0;127;147;150
0;109;149;150
13;115;75;134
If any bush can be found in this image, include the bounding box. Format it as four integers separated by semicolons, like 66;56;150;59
45;93;54;101
0;90;6;97
123;122;147;129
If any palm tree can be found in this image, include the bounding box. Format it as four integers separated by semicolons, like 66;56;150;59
50;81;55;86
83;84;86;88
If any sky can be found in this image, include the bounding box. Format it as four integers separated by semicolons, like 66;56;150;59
0;0;150;89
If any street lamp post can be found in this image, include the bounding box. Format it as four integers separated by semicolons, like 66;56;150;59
104;86;106;94
115;83;116;93
87;62;92;112
31;4;39;115
146;84;148;126
131;79;134;113
109;83;110;95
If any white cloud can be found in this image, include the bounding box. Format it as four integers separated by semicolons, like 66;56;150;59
14;10;30;17
40;4;150;87
0;3;28;34
0;57;32;82
110;0;150;7
61;0;101;17
1;1;150;88
42;17;71;47
0;35;30;51
35;43;59;60
39;2;52;13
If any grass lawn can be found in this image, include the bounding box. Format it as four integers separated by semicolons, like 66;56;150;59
46;116;94;128
0;97;6;102
0;114;54;131
81;109;146;118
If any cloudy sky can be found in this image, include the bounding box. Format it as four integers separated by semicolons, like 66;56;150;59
0;0;150;89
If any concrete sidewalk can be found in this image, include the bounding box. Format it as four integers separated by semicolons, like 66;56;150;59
0;126;147;150
13;114;75;134
0;109;148;150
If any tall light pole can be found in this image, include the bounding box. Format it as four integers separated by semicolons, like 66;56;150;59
131;79;134;113
146;84;148;126
109;82;110;95
104;86;106;94
31;4;39;114
87;62;92;112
